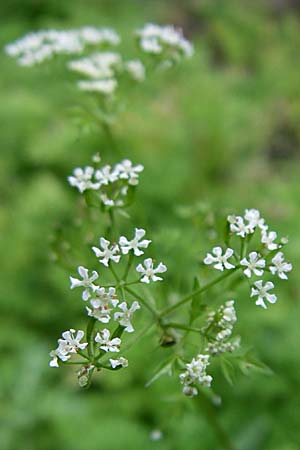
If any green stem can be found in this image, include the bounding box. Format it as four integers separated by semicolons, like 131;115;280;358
160;269;237;317
109;263;120;282
124;286;159;318
123;253;134;281
165;322;205;335
86;317;97;360
197;391;236;450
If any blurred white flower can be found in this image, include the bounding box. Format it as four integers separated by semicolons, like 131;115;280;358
261;230;278;251
109;357;128;369
78;79;117;95
136;258;167;283
68;166;100;193
204;247;235;271
115;159;144;185
125;60;146;81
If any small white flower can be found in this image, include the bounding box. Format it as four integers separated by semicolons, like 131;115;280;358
78;79;117;95
119;228;151;256
229;216;251;238
125;60;146;81
95;164;119;185
114;301;140;332
61;329;88;351
136;258;167;283
86;287;119;323
270;252;292;280
68;166;100;193
261;230;278;251
251;280;277;309
240;252;266;278
180;354;212;394
204;247;235;271
244;209;268;232
70;266;99;301
109;357;128;369
115;159;144;186
92;237;121;267
182;385;198;397
95;329;121;352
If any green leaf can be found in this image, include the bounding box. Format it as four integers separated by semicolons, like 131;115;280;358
190;276;206;323
145;357;175;388
238;353;273;377
220;357;236;385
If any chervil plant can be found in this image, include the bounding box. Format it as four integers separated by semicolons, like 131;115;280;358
5;22;293;449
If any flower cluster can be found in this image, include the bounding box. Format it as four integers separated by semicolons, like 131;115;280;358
68;51;145;95
68;158;144;208
204;209;292;309
49;227;167;386
179;354;212;397
136;23;193;65
5;27;120;66
203;300;240;356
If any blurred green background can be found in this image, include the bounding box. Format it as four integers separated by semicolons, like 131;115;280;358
1;1;300;449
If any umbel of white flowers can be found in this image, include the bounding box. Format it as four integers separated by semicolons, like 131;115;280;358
49;227;167;372
5;27;120;66
204;208;292;309
68;158;144;208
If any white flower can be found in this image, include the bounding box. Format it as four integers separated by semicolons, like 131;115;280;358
86;287;119;323
78;79;117;95
95;164;119;185
92;237;121;267
261;230;278;251
119;228;151;256
182;385;198;397
114;301;140;333
125;60;146;81
136;23;193;61
69;52;121;78
68;166;100;193
204;247;235;271
270;252;292;280
95;329;121;352
251;280;277;309
136;258;167;283
115;159;144;186
240;252;266;278
244;209;267;232
179;354;212;395
109;357;128;369
70;266;99;301
49;329;88;367
229;216;251;237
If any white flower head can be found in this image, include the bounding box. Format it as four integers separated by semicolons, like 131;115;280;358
229;216;251;238
95;329;121;352
125;60;146;81
68;166;100;193
204;247;235;271
114;301;140;332
261;230;278;251
244;209;268;232
109;357;128;369
50;329;88;367
95;164;119;185
240;252;266;278
70;266;99;301
136;258;167;283
115;159;144;186
86;287;119;323
119;228;151;256
180;354;212;394
92;237;121;267
77;79;117;95
251;280;277;309
270;252;292;280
